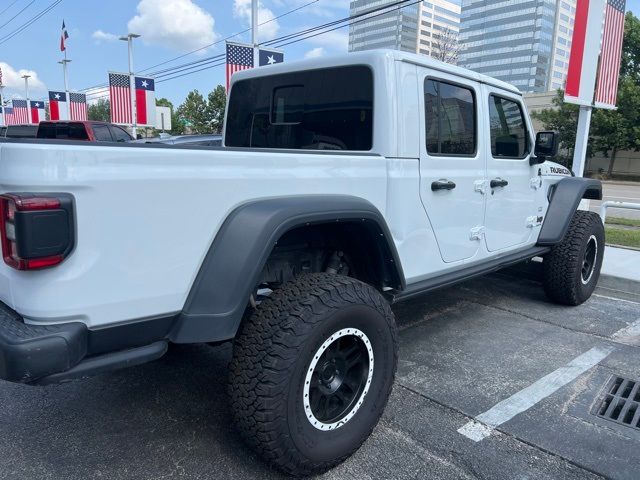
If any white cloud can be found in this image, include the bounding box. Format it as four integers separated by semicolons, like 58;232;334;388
0;62;46;99
304;47;325;59
304;29;348;52
128;0;217;53
233;0;279;41
92;30;118;43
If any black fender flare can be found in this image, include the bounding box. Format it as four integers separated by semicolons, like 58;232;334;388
170;195;405;343
537;177;602;246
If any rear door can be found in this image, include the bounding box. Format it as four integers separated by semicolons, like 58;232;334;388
483;87;538;252
418;69;486;263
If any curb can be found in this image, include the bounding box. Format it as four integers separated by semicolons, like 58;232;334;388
596;274;640;303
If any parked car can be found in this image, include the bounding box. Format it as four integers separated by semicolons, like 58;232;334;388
138;134;223;147
2;124;38;138
0;50;603;476
36;121;133;142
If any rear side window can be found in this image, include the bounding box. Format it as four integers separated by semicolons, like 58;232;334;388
110;126;132;142
489;96;529;158
38;123;89;140
92;124;113;142
424;79;476;156
226;66;373;151
6;125;38;138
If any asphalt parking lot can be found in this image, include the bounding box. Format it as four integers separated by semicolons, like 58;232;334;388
1;267;639;480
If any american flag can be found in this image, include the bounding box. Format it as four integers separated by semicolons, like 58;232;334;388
69;92;88;121
4;107;14;125
595;0;626;107
11;99;29;124
226;42;253;91
109;72;132;124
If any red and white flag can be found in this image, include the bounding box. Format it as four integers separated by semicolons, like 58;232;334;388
566;0;607;106
60;20;69;52
134;76;155;126
30;101;45;123
11;100;28;124
48;91;68;120
595;0;626;108
226;42;253;91
109;72;132;125
69;92;88;121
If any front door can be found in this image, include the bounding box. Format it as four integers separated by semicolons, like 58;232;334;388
483;87;538;252
418;69;486;263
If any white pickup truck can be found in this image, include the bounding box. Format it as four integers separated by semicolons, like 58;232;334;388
0;50;603;475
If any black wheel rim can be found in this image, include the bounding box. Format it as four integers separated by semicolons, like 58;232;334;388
308;334;370;425
581;236;598;284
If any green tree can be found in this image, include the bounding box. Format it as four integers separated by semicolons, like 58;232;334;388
205;85;227;133
176;90;209;133
531;90;582;168
88;98;110;122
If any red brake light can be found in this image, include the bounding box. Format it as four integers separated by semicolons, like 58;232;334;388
0;193;73;271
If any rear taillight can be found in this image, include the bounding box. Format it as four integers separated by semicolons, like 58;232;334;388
0;193;75;270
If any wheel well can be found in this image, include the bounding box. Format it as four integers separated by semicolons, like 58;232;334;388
258;221;403;292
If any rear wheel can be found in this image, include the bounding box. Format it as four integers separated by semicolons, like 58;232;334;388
543;210;605;305
229;273;397;476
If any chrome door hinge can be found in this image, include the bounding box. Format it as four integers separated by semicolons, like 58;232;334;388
470;226;485;240
474;179;488;195
526;215;543;228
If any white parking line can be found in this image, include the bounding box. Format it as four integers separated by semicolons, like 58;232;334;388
611;319;640;345
457;346;614;442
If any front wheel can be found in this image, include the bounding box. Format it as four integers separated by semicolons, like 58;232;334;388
543;210;605;305
229;273;397;476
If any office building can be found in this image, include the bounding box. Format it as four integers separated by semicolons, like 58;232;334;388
458;0;577;92
349;0;461;61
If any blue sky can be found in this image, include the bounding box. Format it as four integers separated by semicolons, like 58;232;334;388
0;0;638;107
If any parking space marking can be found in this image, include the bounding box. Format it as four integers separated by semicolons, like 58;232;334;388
457;346;614;442
611;319;640;345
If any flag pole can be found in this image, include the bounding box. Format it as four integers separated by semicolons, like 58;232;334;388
0;85;5;127
22;75;31;125
252;0;259;68
572;106;592;178
119;33;140;138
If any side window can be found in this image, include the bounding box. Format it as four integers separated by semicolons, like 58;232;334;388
93;125;113;142
110;126;132;142
489;96;529;158
424;79;476;156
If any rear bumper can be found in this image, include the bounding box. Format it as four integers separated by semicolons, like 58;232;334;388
0;303;87;383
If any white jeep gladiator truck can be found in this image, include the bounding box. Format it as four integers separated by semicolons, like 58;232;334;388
0;50;603;475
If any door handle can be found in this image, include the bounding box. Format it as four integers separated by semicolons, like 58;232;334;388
431;179;456;191
490;178;509;188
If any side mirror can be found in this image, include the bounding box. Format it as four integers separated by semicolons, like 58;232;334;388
531;131;559;165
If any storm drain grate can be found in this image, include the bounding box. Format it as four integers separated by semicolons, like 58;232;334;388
595;376;640;430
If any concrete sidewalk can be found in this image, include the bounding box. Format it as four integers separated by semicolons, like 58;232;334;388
599;246;640;300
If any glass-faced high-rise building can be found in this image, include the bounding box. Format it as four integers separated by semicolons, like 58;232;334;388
458;0;577;92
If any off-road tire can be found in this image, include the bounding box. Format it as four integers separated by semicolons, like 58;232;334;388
229;273;398;476
543;210;605;306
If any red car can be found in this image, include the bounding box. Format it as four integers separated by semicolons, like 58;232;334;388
36;121;133;142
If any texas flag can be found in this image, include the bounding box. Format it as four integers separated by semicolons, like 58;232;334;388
48;91;68;121
134;76;156;126
30;101;46;124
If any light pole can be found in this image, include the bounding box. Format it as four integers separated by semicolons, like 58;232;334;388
58;58;71;101
22;74;31;124
252;0;259;67
119;33;140;137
